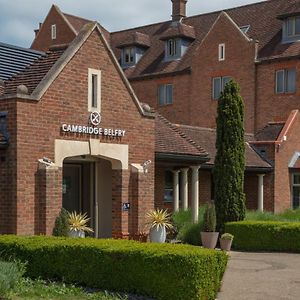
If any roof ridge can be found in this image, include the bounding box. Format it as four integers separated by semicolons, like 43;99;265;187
63;12;92;23
157;114;208;156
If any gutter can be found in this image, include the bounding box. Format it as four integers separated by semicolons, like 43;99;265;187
155;152;209;164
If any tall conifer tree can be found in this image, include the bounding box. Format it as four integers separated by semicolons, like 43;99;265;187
214;80;246;232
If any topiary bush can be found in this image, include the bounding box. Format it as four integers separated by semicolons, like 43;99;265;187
0;236;228;300
225;221;300;252
0;260;25;297
203;203;216;232
53;208;69;237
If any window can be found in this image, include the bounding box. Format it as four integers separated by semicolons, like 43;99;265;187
168;39;177;57
292;173;300;209
51;24;56;40
164;171;173;202
158;84;173;105
124;47;135;64
276;69;296;94
88;68;101;112
218;44;225;61
287;17;300;37
239;25;250;34
212;76;232;100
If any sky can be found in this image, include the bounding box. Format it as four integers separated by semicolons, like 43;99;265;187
0;0;265;48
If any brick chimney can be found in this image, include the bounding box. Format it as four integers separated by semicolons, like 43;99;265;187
171;0;187;21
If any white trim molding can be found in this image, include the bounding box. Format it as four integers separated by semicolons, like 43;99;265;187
88;68;101;112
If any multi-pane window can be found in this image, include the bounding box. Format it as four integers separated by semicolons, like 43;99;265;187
218;44;225;61
212;76;232;100
292;173;300;209
276;69;296;94
287;17;300;37
124;47;135;64
51;24;56;40
164;171;173;202
167;39;177;57
158;84;173;105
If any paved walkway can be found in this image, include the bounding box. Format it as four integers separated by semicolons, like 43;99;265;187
217;251;300;300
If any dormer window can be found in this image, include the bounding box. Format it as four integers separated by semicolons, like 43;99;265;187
167;39;178;57
281;15;300;43
124;47;135;64
287;17;300;37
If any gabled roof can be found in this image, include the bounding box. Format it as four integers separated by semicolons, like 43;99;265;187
255;122;285;141
155;114;209;161
0;42;44;81
175;124;271;170
110;0;300;79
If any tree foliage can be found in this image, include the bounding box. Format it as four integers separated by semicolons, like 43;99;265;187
214;80;246;232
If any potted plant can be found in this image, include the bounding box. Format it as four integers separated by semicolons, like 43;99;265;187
146;209;173;243
200;203;219;249
220;233;234;251
67;211;94;238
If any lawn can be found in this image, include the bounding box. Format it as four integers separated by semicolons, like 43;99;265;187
8;278;143;300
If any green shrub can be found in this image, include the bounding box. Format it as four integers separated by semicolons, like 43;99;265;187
203;203;216;232
0;236;228;300
172;207;206;245
225;221;300;252
0;260;25;297
53;208;70;237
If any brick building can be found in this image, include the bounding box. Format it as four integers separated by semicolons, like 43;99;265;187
1;0;300;236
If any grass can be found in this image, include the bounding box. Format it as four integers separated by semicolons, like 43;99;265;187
7;278;137;300
245;208;300;222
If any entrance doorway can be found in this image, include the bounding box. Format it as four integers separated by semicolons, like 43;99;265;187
62;157;112;238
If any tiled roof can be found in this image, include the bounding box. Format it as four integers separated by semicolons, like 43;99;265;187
117;32;151;49
255;122;285;141
176;124;271;169
4;46;66;95
63;13;111;43
0;42;44;81
159;22;195;41
155;114;209;158
110;0;300;78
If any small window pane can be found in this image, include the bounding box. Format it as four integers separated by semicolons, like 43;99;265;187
296;17;300;35
287;18;294;36
286;69;296;93
164;171;173;202
276;70;285;94
294;174;300;185
293;186;300;209
222;76;232;89
213;77;221;99
158;85;165;105
219;44;225;61
166;85;173;104
92;74;98;108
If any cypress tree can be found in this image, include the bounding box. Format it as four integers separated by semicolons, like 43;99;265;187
213;80;246;232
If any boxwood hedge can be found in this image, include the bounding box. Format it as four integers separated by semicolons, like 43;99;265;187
225;221;300;252
0;236;228;300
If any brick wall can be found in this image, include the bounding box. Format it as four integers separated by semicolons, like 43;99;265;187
13;28;155;236
31;5;76;52
256;60;300;131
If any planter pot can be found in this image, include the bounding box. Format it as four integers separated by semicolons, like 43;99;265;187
149;226;166;243
220;238;233;251
68;230;85;238
200;232;219;249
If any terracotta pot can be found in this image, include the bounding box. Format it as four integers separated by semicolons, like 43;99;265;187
149;226;166;243
200;232;219;249
68;230;85;238
220;238;233;251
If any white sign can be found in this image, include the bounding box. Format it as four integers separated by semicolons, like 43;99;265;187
61;112;126;137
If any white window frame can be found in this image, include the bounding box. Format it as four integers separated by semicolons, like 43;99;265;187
88;68;101;112
275;69;296;94
124;47;135;64
218;43;225;61
51;24;56;40
167;39;177;57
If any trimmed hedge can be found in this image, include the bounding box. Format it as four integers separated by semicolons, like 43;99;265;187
0;236;228;300
225;221;300;252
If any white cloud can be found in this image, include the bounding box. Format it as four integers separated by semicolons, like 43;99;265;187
0;0;264;47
